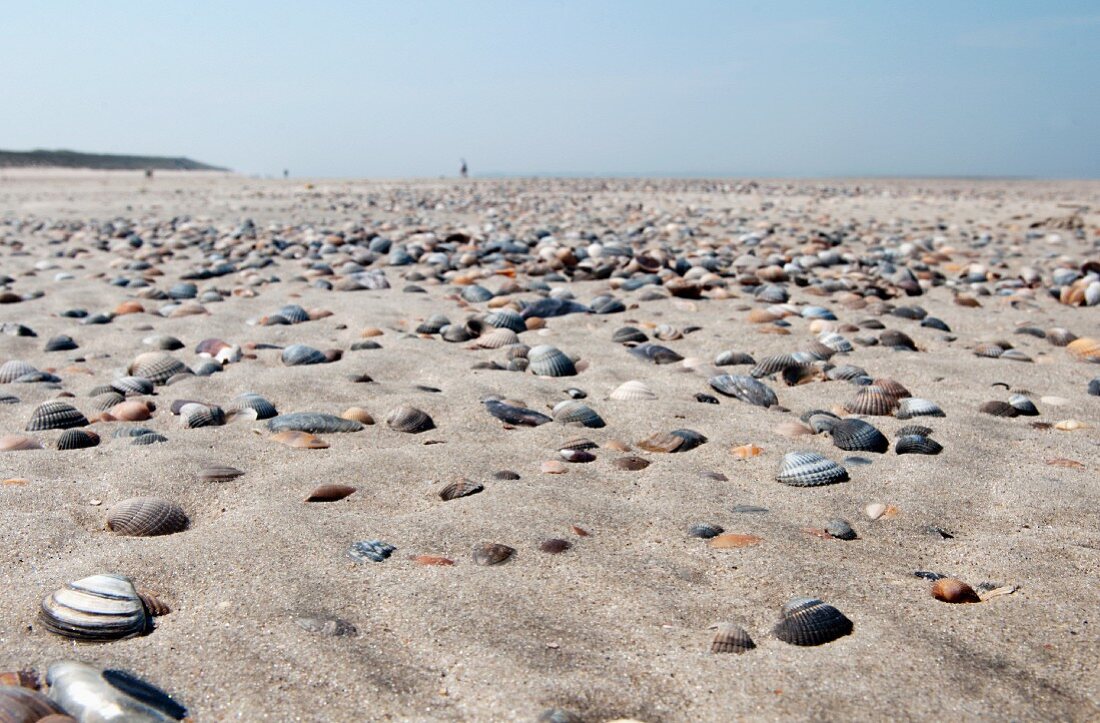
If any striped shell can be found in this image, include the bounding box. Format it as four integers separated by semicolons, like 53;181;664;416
347;540;396;563
637;429;707;453
106;497;188;537
228;393;278;419
439;480;484;501
484;309;526;333
688;523;724;539
281;344;328;366
26;401;88;431
708;374;778;407
895;397;945;419
895;434;943;455
0;360;37;383
973;343;1004;358
39;574;148;641
880;329;917;350
873;378;911;400
1009;394;1039;416
180;404;225;428
483;399;552;426
750;353;809;379
385;405;434;433
609;380;656;401
473;328;521;349
131;432;168;446
1046;327;1077;347
710;623;756;654
843;386;896;416
127;352;189;385
896;424;934;437
528;345;577;377
44;334;78;352
714;350;755;366
111;376;156;396
0;686;67;721
552;400;605;428
776;452;849;487
773;598;853;646
416;314;451;334
828;419;889;453
268;412;363;434
612;326;648;344
818;332;853;353
1066;337;1100;362
92;392;126;412
472;542;515;566
628;343;683;365
56;429;100;450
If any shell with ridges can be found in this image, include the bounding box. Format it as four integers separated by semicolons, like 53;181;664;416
773;597;853;645
106;498;188;537
26;401;88;431
551;400;605;428
39;574;148;641
708;374;778;407
267;412;363;434
894;435;943;455
842;386;896;416
0;685;68;721
127;352;189;385
385;405;435;433
710;623;756;653
528;345;577;377
609;380;657;401
776;452;849;487
56;429;100;450
828;419;889;453
895;397;945;419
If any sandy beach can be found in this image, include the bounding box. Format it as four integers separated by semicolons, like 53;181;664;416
1;171;1098;721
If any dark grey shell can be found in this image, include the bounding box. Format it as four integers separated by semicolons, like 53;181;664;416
483;399;552;426
106;497;188;537
710;623;756;654
39;573;148;641
825;519;857;540
895;397;945;419
440;324;473;342
688;523;724;539
979;400;1017;417
229;393;278;419
483;309;526;333
416;313;451;334
895;424;934;438
1047;327;1077;346
112;376;156;396
127;353;189;385
776;452;849;487
612;326;648;344
385;405;434;433
751;353;810;378
26;401;88;431
0;360;37;383
439;480;484;501
628;342;683;365
267;413;363;434
714;350;756;366
825;364;868;381
551;400;605;428
828;419;889;453
462;285;494;303
806;412;839;434
773;597;853;646
281;344;328;366
44;334;78;351
1089;378;1100;396
131;432;168;445
895;435;943;455
528;345;577;377
472;542;515;566
347;540;396;563
277;304;310;323
144;334;185;350
880;329;917;350
1008;394;1039;416
57;429;100;450
708;374;778;407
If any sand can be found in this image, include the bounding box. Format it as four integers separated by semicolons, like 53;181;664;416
0;171;1098;721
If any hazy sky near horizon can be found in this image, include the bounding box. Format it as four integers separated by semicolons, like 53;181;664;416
2;1;1098;178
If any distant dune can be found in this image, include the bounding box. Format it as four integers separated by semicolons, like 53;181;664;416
0;148;227;171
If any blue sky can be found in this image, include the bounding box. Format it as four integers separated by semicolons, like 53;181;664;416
1;1;1097;178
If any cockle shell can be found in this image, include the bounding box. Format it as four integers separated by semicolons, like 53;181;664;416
0;360;37;383
127;352;189;385
385;405;435;433
473;327;521;349
56;430;100;450
111;376;156;396
439;480;484;501
472;542;515;566
708;374;778;407
228;393;278;420
710;623;756;653
776;452;849;487
843;385;896;416
609;380;657;401
39;574;149;641
714;350;755;366
26;401;88;431
1066;337;1100;362
895;397;945;419
772;597;853;646
281;344;329;366
528;345;577;377
828;419;889;453
551;400;605;428
106;498;188;537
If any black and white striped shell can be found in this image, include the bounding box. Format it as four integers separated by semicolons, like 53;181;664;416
112;376;156;396
1008;394;1039;416
277;304;310;323
127;352;189;385
826;364;868;381
484;309;526;333
894;435;944;455
1047;327;1077;346
44;334;79;351
714;350;755;366
26;401;88;431
268;412;362;434
773;597;853;646
416;314;451;334
710;623;756;654
0;360;37;383
688;523;724;539
39;574;148;641
552;400;605;428
843;385;896;416
895;397;945;419
385;405;434;433
281;344;327;366
106;497;188;537
229;393;278;419
818;332;853;353
144;334;185;350
708;374;778;407
528;345;577;377
483;399;552;426
180;403;225;428
57;429;100;450
46;661;188;722
628;343;683;365
896;424;934;437
750;353;810;379
439;480;484;501
828;419;889;453
612;326;648;344
609;380;657;401
132;432;168;445
973;343;1005;358
0;685;68;721
776;452;849;487
92;391;126;411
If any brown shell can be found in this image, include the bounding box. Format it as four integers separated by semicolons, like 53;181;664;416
472;542;515;566
439;479;484;501
412;555;455;566
843;385;897;416
710;623;756;653
304;484;357;502
931;578;981;603
612;455;650;471
707;533;763;549
137;591;172;616
385;405;435;433
0;434;43;451
0;670;39;689
979;400;1018;417
0;686;67;721
199;464;245;481
872;377;911;400
106;497;188;537
539;538;571;554
272;430;329;449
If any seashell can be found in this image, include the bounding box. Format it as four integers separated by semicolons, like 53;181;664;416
560;448;595;463
473;327;521;349
825;519;856;540
483;309;526;333
199;465;244;481
295;615;357;636
0;394;19;404
272;430;329;448
931;578;981;603
412;555;455;566
46;661;186;722
628;342;683;365
39;574;149;641
180;403;225;428
1007;395;1039;416
609;379;656;401
708;374;778;407
268;412;363;434
281;344;329;366
439;480;484;501
1054;419;1087;431
304;484;356;502
612;326;648;344
440;324;472;343
144;334;185;351
688;523;724;539
1046;327;1077;346
895;435;943;455
843;386;896;416
817;332;853;353
0;360;37;383
472;542;515;566
108;400;154;422
873;378;911;400
774;421;813;437
826;364;868;382
806;412;839;434
714;350;756;366
707;533;762;549
880;329;917;350
776;452;849;487
528;345;577;377
973;342;1004;358
44;334;78;352
0;670;39;689
1066;337;1100;362
999;349;1032;362
385;405;435;433
26;401;88;431
731;443;764;458
493;470;520;480
131;432;168;446
347;540;396;563
339;407;374;424
106;498;188;537
228;393;278;420
979;400;1017;417
541;460;566;474
896;424;934;437
1088;378;1100;396
637;429;706;453
56;429;100;450
111;376;156;396
483;399;551;426
828;419;889;453
710;623;756;654
415;313;450;334
773;597;853;646
539;539;571;554
127;352;188;385
750;353;808;378
895;397;945;419
0;685;68;720
564;387;587;399
613;455;650;470
551;400;605;428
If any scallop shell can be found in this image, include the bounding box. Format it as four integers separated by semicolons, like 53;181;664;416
817;332;853;353
872;378;911;400
39;574;148;641
268;412;363;434
828;419;889;454
776;452;849;487
106;497;188;537
609;380;656;401
127;352;188;384
825;364;868;381
228;393;278;420
843;386;896;416
46;661;187;723
973;343;1004;358
385;405;435;433
708;374;778;408
714;350;755;366
528;345;577;377
281;344;329;366
91;392;126;412
483;399;551;426
895;397;945;419
551;400;605;428
111;376;155;396
472;542;515;566
710;623;756;654
0;685;68;721
199;465;244;481
26;401;88;431
474;328;521;349
772;597;853;646
0;360;37;383
56;429;100;450
304;484;357;502
894;435;943;455
628;343;683;365
1066;337;1100;362
439;480;484;501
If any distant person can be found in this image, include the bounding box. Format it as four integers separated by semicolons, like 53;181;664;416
144;168;153;179
460;159;468;179
283;169;289;179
